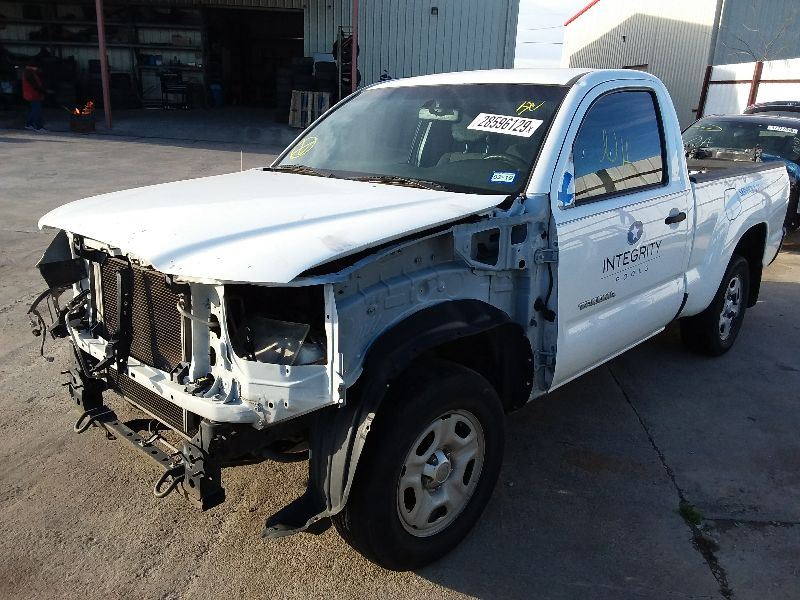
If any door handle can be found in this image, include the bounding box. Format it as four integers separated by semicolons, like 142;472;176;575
665;211;687;225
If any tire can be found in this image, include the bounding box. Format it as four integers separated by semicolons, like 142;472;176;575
680;255;750;356
333;359;504;571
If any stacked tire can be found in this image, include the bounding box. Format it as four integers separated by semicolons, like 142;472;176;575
332;36;361;100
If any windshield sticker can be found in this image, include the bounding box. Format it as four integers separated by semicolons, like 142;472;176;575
697;124;723;131
289;136;317;159
467;113;542;138
767;125;798;135
490;171;517;184
516;100;546;116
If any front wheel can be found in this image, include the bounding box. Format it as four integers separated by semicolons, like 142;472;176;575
333;359;504;571
680;255;750;356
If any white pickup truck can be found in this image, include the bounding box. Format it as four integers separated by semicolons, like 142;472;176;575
34;68;788;571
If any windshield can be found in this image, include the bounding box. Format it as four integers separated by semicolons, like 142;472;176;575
276;83;568;194
683;118;800;164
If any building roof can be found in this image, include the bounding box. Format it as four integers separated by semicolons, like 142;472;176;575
564;0;602;26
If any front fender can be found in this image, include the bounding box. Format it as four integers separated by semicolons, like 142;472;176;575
263;300;515;536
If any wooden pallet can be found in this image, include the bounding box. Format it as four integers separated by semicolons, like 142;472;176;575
288;90;331;128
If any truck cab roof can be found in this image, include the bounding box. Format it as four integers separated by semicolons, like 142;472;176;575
371;67;659;89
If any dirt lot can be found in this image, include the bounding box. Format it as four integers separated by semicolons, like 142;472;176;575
1;129;799;599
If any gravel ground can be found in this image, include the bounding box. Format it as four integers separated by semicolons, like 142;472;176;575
1;129;798;599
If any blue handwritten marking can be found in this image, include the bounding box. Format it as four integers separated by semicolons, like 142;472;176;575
558;172;574;205
738;182;762;197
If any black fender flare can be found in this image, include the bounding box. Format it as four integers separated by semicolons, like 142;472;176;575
263;300;521;537
327;299;521;506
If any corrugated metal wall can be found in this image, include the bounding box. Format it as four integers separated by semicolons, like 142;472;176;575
0;0;518;93
714;0;800;65
562;1;717;127
304;0;519;85
303;0;351;58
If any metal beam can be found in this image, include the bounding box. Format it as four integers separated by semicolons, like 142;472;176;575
351;0;358;93
696;64;713;118
95;0;112;129
747;61;764;108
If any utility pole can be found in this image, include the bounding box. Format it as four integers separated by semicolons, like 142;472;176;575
95;0;112;129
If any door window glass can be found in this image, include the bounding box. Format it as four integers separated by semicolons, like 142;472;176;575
573;91;666;202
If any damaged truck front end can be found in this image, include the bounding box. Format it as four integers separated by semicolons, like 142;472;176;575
32;230;346;518
32;192;553;538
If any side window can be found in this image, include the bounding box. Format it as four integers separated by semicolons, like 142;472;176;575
573;91;666;202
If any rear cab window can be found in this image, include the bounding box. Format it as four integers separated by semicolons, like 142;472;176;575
573;90;667;203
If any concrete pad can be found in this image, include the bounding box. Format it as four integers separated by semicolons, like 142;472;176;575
608;233;800;598
711;522;800;600
419;368;720;599
1;107;299;149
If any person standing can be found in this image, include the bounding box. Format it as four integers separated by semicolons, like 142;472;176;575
22;58;46;131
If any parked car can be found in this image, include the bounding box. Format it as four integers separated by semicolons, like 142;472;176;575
743;100;800;117
683;113;800;229
33;68;788;571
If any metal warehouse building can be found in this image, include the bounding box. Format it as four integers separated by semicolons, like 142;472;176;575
562;0;800;127
0;0;519;123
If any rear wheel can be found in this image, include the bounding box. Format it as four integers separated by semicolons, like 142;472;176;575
680;255;750;356
333;359;504;571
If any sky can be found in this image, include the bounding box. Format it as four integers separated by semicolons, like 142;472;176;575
514;0;587;68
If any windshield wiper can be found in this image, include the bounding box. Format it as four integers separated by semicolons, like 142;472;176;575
349;174;447;191
266;165;332;177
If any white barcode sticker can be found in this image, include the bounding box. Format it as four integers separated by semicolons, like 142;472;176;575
767;125;798;134
467;113;543;138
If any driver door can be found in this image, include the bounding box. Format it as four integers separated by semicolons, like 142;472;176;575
549;83;691;387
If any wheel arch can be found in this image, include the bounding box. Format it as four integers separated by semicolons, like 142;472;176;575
264;300;532;535
357;299;533;414
733;222;766;307
339;299;531;507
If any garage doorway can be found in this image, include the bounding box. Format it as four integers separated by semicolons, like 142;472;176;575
205;8;303;107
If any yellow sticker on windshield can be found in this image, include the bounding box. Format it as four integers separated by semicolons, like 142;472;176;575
516;100;545;116
290;136;317;159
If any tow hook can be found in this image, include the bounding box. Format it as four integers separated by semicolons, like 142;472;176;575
71;403;187;500
153;465;186;499
73;407;115;435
